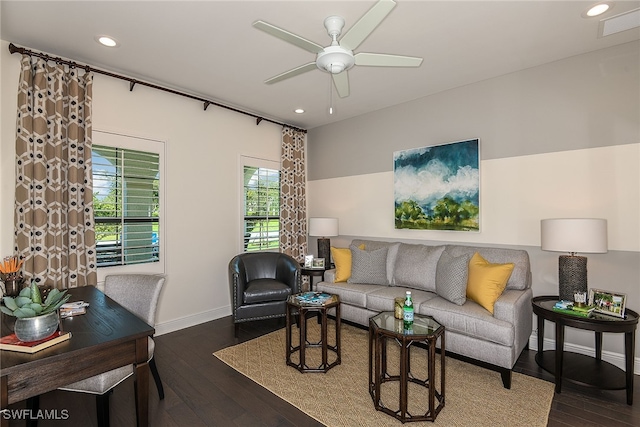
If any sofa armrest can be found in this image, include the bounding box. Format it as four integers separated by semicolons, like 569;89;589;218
323;269;337;284
494;288;533;351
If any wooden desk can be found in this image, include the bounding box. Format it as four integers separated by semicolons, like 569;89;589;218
0;285;154;426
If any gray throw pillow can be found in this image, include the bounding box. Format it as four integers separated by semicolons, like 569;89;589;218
435;251;471;305
392;244;445;291
348;245;389;285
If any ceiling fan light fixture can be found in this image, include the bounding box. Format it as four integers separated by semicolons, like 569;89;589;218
316;46;355;74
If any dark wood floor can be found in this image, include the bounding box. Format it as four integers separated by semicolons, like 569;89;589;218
7;316;640;426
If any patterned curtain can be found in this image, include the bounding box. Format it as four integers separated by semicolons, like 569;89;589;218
280;127;307;262
14;55;97;289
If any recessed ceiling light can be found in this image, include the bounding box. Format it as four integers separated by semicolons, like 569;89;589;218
583;2;613;18
95;35;119;47
294;108;305;114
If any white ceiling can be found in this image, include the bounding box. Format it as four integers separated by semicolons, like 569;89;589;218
2;1;639;130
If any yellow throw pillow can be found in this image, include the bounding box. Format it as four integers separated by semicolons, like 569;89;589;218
466;252;514;314
330;244;365;282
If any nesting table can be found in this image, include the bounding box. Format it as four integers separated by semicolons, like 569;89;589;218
369;312;445;422
285;293;341;373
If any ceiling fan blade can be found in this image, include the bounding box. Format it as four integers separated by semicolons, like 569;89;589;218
339;0;396;51
253;20;324;54
332;72;350;98
264;62;318;85
355;52;423;67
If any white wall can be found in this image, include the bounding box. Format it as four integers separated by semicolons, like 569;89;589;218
0;40;283;334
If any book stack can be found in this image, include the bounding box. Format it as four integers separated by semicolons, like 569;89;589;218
0;330;71;354
552;300;595;318
295;292;332;305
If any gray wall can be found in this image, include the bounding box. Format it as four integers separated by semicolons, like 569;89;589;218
308;41;639;180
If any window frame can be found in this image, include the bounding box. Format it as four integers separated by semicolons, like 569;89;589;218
239;156;281;254
93;130;166;282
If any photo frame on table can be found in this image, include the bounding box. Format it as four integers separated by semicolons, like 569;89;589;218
312;258;325;269
304;255;314;268
588;288;626;318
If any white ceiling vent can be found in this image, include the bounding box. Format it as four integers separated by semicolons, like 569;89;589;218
598;8;640;37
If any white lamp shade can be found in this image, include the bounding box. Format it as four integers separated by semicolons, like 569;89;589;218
309;217;339;237
540;218;608;254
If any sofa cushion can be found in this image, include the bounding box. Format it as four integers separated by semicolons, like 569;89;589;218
466;252;514;314
366;287;437;312
348;245;389;285
444;245;530;290
419;296;514;347
330;244;365;282
392;243;445;292
435;251;470;305
315;281;386;308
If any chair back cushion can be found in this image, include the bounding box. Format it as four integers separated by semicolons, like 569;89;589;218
104;274;165;326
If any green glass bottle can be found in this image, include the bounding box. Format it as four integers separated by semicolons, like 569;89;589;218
403;291;414;329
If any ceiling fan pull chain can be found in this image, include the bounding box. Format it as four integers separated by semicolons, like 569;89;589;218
329;70;334;115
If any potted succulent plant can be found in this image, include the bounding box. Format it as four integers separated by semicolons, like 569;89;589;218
1;282;70;341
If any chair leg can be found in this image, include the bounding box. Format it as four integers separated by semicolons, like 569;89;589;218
149;356;165;400
96;391;111;427
234;322;240;338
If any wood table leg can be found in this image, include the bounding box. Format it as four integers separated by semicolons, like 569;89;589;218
555;321;564;394
399;338;410;420
625;331;635;405
299;308;307;370
537;315;545;353
1;375;8;427
595;331;603;361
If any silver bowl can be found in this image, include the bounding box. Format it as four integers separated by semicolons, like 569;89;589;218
14;311;59;342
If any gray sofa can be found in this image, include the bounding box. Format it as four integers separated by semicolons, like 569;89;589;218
315;239;533;388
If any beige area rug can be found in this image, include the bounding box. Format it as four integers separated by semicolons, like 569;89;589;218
214;322;553;427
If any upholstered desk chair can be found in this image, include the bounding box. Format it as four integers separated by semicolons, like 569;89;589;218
229;252;301;337
58;274;165;427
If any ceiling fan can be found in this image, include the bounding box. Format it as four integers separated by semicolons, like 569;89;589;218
253;0;423;98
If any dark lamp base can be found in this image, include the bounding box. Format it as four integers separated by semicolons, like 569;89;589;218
558;255;587;302
317;238;331;269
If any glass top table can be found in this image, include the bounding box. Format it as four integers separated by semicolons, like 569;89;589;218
368;311;445;423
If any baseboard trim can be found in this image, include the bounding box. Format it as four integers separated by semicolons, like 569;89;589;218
528;333;640;375
155;305;231;336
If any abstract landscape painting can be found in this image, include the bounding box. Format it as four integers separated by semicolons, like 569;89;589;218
394;139;480;231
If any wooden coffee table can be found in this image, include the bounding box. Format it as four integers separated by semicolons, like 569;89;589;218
285;293;341;373
369;311;445;422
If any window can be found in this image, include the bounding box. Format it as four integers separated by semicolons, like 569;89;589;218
93;142;160;267
242;158;280;252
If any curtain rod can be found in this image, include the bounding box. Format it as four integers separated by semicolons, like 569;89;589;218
8;43;307;134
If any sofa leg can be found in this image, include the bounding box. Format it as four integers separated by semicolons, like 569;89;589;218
501;369;512;389
234;322;240;338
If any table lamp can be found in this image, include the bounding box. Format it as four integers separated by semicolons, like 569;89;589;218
308;217;339;268
540;218;608;302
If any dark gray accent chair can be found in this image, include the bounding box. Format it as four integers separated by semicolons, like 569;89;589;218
229;252;301;337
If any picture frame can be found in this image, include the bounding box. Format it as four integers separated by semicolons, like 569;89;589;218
304;255;314;268
588;288;626;318
312;258;325;269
